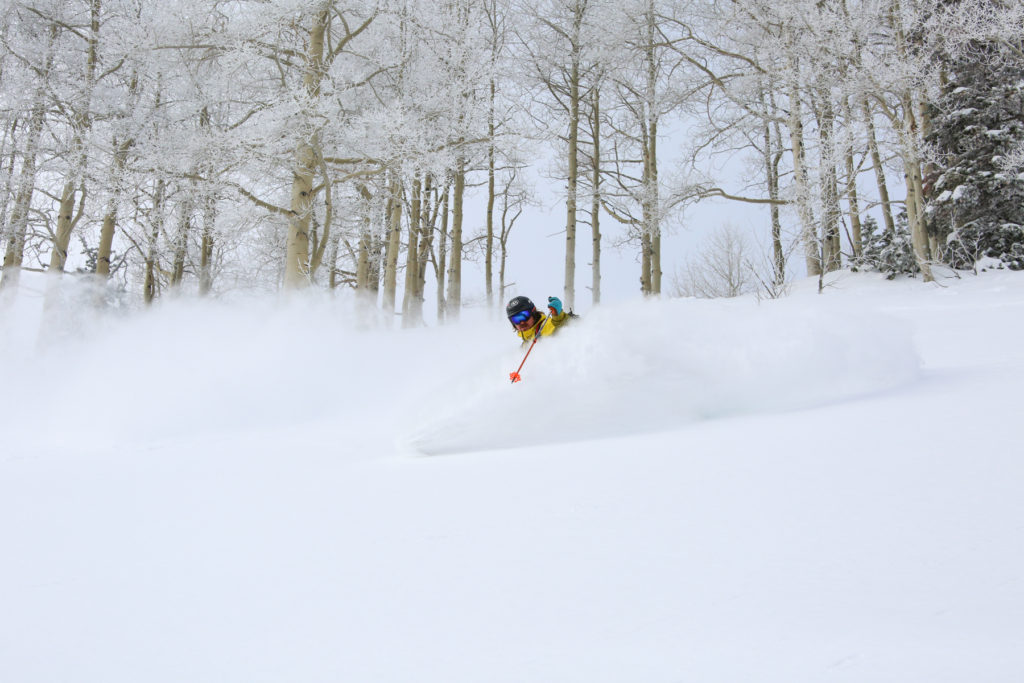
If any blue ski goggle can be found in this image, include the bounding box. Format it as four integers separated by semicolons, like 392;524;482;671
509;310;533;325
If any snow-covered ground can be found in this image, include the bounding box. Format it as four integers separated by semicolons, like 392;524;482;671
2;269;1022;682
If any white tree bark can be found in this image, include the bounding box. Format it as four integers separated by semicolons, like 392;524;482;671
446;161;465;321
47;0;101;277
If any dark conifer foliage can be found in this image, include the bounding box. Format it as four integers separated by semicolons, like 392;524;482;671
926;43;1024;270
851;214;920;279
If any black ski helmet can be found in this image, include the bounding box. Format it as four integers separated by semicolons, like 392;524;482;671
506;296;535;318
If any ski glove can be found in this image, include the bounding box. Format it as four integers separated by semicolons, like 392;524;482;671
548;296;563;315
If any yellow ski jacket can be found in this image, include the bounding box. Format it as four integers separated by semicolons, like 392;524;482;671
515;311;570;344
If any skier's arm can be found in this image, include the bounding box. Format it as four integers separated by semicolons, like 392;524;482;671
547;296;569;328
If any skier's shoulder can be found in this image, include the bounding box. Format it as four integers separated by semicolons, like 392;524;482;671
551;309;580;327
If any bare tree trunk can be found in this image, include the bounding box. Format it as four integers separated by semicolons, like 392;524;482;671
199;191;216;296
641;116;662;295
903;151;933;280
2;177;36;290
309;155;333;279
0;119;20;245
641;230;652;292
48;179;81;274
889;0;933;281
197;106;216;296
591;88;602;306
863;100;896;238
787;55;821;278
1;23;56;291
382;173;402;316
170;196;192;288
415;173;433;310
918;100;941;257
652;231;662;294
369;234;383;295
283;8;329;289
2;120;44;288
402;173;422;326
96;137;131;278
436;184;449;322
815;94;842;273
762;86;786;287
354;183;373;304
565;53;580;309
144;178;166;305
643;0;661;295
447;160;465;321
831;94;863;257
499;200;509;304
327;231;340;289
899;94;933;281
356;223;371;290
47;0;100;277
486;78;496;308
284;136;317;289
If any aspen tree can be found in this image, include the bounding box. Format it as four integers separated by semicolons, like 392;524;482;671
888;0;933;281
446;160;465;320
198;186;217;296
48;0;101;276
436;183;449;322
170;196;192;288
590;87;602;305
483;0;502;308
1;97;47;288
197;108;217;295
565;12;581;309
231;3;375;290
0;120;18;239
309;154;334;279
834;0;863;258
95;136;132;278
640;0;661;295
863;101;897;238
1;22;57;290
413;174;435;311
814;92;842;272
382;173;402;315
143;177;166;305
520;0;600;310
760;84;786;287
487;113;496;307
402;174;422;326
841;96;864;258
283;7;329;289
836;0;896;244
596;0;699;296
786;51;822;278
354;182;378;306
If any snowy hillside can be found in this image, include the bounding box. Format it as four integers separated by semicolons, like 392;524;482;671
2;270;1023;683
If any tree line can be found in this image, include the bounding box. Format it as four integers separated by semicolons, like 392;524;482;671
0;0;1021;321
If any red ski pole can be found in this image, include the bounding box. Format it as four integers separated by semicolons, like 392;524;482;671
509;335;539;383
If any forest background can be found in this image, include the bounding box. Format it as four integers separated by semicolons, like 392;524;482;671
0;0;1022;321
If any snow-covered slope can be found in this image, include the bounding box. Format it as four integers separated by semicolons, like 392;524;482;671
2;271;1022;682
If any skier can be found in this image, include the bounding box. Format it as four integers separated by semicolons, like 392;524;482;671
506;295;570;344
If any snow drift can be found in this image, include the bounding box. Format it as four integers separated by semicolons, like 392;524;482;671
406;295;921;454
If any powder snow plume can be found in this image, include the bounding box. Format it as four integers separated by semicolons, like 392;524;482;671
404;295;922;455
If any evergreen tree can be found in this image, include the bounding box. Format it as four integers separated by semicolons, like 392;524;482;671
926;43;1024;270
851;213;919;279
